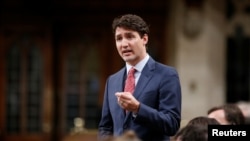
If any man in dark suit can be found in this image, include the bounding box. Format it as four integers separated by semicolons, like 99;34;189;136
98;14;182;141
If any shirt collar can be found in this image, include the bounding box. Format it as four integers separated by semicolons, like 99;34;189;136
126;54;149;74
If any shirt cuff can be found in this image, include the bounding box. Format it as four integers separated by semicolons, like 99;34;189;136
132;112;137;118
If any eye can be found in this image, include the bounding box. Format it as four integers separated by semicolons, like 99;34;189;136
126;34;134;40
115;36;122;41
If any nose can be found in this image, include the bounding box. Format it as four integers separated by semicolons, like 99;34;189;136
120;39;129;47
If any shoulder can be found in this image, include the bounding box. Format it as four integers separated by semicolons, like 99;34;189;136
147;57;179;75
157;62;178;74
108;67;126;79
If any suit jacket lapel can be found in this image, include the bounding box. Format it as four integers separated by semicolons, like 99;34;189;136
116;68;126;92
115;68;127;118
133;57;155;99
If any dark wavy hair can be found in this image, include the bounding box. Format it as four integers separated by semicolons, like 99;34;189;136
112;14;150;38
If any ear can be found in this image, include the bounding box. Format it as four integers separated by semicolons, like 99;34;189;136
142;34;148;45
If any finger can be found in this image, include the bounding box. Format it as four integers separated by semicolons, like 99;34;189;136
121;101;126;107
121;94;133;100
120;101;125;108
117;96;121;102
115;92;122;97
120;93;130;100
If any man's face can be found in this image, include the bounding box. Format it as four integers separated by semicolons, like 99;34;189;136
115;27;148;66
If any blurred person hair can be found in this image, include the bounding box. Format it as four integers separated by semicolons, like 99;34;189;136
207;103;245;125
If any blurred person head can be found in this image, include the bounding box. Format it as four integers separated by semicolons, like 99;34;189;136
172;116;219;141
113;130;141;141
207;103;245;125
237;101;250;124
173;125;208;141
186;116;220;127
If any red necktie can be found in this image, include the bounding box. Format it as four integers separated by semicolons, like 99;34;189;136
124;67;136;94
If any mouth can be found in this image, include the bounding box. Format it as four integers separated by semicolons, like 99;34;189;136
122;49;133;55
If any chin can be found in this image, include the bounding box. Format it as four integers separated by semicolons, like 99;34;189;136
123;56;134;62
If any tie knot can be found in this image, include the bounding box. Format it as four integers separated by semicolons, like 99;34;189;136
128;67;136;75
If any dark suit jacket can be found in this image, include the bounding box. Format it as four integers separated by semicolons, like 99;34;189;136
98;57;182;141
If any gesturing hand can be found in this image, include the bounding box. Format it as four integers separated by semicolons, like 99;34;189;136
115;92;140;113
